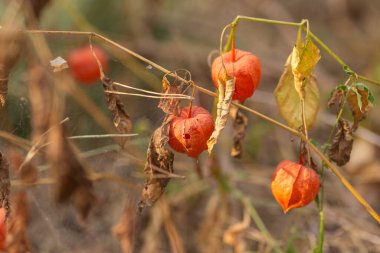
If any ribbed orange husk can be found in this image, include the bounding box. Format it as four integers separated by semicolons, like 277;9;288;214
271;160;320;213
211;49;261;102
168;106;214;158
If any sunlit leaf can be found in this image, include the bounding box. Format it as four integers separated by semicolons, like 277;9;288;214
291;37;321;99
275;54;320;130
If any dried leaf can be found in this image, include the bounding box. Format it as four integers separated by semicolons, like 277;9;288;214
138;117;174;210
328;118;354;166
5;192;32;253
207;77;236;154
50;56;68;72
0;152;10;217
102;77;132;146
291;36;321;99
48;126;96;219
113;202;137;253
223;211;250;253
230;105;248;158
0;27;25;109
274;54;320;130
158;76;183;115
347;83;373;131
328;85;346;108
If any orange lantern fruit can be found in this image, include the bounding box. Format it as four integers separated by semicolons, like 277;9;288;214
211;48;261;102
271;160;320;213
169;106;214;157
67;45;109;84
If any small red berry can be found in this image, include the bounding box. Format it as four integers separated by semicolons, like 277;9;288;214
211;49;261;102
271;160;320;213
67;45;108;84
169;106;214;157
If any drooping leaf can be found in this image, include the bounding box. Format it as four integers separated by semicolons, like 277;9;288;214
207;77;236;154
291;36;321;99
0;152;10;217
347;83;373;131
274;54;320;130
102;77;132;146
328;118;354;166
230;105;248;158
138;116;175;211
47;125;96;220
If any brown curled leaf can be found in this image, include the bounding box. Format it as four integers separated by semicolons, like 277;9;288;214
328;118;354;166
138;116;174;211
207;77;236;154
230;105;248;158
0;152;10;217
0;27;25;109
328;88;345;108
347;85;373;131
102;77;132;146
5;192;32;253
47;125;96;220
158;75;183;115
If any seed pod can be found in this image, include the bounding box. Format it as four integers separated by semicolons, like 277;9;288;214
211;49;261;102
271;160;320;213
169;106;214;157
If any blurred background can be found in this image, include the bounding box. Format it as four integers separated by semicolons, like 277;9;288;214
1;0;380;252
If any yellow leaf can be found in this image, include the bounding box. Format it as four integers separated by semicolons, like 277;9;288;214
275;54;320;130
291;37;321;99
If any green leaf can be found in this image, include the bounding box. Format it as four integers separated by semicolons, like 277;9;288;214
355;82;375;104
275;54;320;130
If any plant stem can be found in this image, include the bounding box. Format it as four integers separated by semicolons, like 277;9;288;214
233;189;284;253
25;29;380;224
232;15;302;27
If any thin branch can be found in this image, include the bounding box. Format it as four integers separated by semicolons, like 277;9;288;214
68;133;139;140
104;90;193;100
25;28;380;223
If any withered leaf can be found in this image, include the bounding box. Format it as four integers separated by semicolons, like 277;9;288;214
274;54;320;130
0;27;25;109
48;126;96;220
138;117;174;211
158;76;182;115
291;36;321;99
347;84;373;131
230;105;248;158
328;118;354;166
328;85;347;108
207;77;236;154
5;192;32;253
0;152;10;217
102;77;132;146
